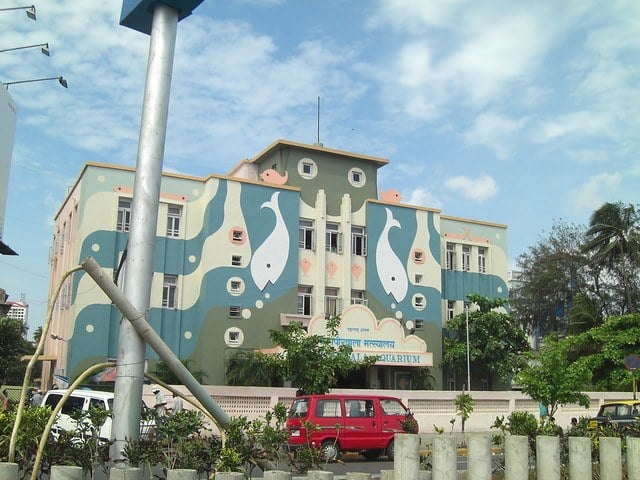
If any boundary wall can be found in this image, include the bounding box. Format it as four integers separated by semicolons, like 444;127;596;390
143;386;632;433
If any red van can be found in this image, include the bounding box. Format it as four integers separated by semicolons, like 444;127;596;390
286;394;417;460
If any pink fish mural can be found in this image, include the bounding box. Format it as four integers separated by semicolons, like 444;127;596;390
299;258;312;276
260;169;288;185
326;261;338;279
380;189;403;203
351;263;363;280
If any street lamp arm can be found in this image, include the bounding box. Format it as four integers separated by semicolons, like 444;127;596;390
0;43;49;56
0;5;36;20
2;76;67;89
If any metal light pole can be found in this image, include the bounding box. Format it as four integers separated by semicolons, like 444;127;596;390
110;3;178;463
465;304;471;391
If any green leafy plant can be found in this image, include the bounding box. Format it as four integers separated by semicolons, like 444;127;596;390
454;392;474;433
0;405;50;479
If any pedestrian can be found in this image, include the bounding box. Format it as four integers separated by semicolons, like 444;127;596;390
169;395;183;414
152;386;167;417
30;389;43;406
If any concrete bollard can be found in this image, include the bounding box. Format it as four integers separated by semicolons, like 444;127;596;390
431;435;457;480
109;466;142;479
600;436;622;480
51;465;84;480
306;471;334;479
628;437;640;480
214;473;245;480
536;436;560;480
394;434;421;480
263;470;292;480
379;470;394;480
346;473;371;480
0;463;19;480
467;435;491;480
504;435;528;480
568;436;591;480
167;469;198;480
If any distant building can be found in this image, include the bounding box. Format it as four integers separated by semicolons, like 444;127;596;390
6;299;28;324
44;139;509;390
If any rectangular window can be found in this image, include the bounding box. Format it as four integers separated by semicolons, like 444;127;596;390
446;243;456;270
297;286;312;315
415;274;423;284
162;274;178;308
231;229;244;243
447;300;455;320
229;306;241;317
414;319;424;330
299;219;315;250
231;255;242;266
351;171;361;184
350;290;368;306
325;222;342;253
462;245;471;272
228;331;240;345
351;226;367;256
316;399;342;417
302;162;314;175
166;204;182;238
325;287;341;318
478;247;487;273
117;198;131;232
414;250;424;263
230;280;242;292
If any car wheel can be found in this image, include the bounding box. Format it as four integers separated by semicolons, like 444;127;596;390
362;449;382;460
386;439;395;460
321;440;340;461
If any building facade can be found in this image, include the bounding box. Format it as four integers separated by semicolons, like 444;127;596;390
43;140;508;390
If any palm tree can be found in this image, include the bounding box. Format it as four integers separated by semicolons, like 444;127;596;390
582;202;640;313
32;326;43;345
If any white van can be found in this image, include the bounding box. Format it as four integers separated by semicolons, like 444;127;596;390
42;389;153;441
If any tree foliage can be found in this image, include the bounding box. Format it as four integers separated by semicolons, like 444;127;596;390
511;220;591;336
443;294;530;388
0;316;35;385
568;313;640;391
582;201;640;314
225;350;281;387
515;334;591;418
151;359;207;385
268;316;377;395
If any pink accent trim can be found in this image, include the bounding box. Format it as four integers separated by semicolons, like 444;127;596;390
114;186;188;202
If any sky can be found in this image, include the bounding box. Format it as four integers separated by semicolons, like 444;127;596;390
0;0;638;334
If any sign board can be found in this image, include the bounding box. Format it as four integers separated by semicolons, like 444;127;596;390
624;354;640;371
308;304;433;367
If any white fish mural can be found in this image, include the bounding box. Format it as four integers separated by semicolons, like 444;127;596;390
376;208;408;302
250;192;289;290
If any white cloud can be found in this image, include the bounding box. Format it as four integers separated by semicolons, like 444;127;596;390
444;174;498;202
567;173;622;215
405;187;442;209
367;0;464;32
534;111;614;143
464;112;526;159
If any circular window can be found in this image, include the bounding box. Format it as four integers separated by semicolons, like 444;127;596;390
413;294;426;311
227;277;245;296
224;327;244;347
298;158;318;179
348;167;366;188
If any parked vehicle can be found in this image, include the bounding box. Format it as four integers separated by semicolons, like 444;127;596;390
285;394;417;460
588;399;640;433
42;389;154;441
